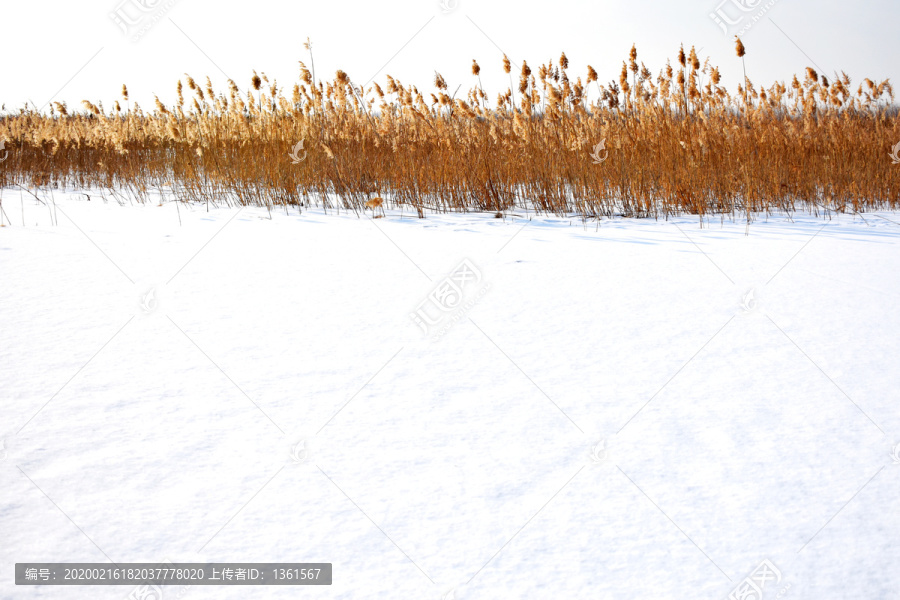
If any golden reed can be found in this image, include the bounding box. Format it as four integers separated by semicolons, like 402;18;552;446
1;42;897;220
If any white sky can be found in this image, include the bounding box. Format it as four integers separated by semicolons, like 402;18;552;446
3;0;897;112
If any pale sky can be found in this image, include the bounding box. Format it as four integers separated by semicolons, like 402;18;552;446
3;0;898;112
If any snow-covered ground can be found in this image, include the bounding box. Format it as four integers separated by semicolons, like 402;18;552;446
1;190;899;600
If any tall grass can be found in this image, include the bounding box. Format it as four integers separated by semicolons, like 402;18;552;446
1;43;898;220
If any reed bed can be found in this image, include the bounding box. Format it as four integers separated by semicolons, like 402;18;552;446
1;42;898;221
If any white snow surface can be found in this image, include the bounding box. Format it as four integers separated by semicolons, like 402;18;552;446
1;190;899;600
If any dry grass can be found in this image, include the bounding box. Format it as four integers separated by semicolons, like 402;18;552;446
1;43;898;221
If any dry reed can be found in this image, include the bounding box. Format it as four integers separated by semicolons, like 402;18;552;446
1;43;898;221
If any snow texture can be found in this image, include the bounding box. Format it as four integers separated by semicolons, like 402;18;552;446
1;190;899;599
